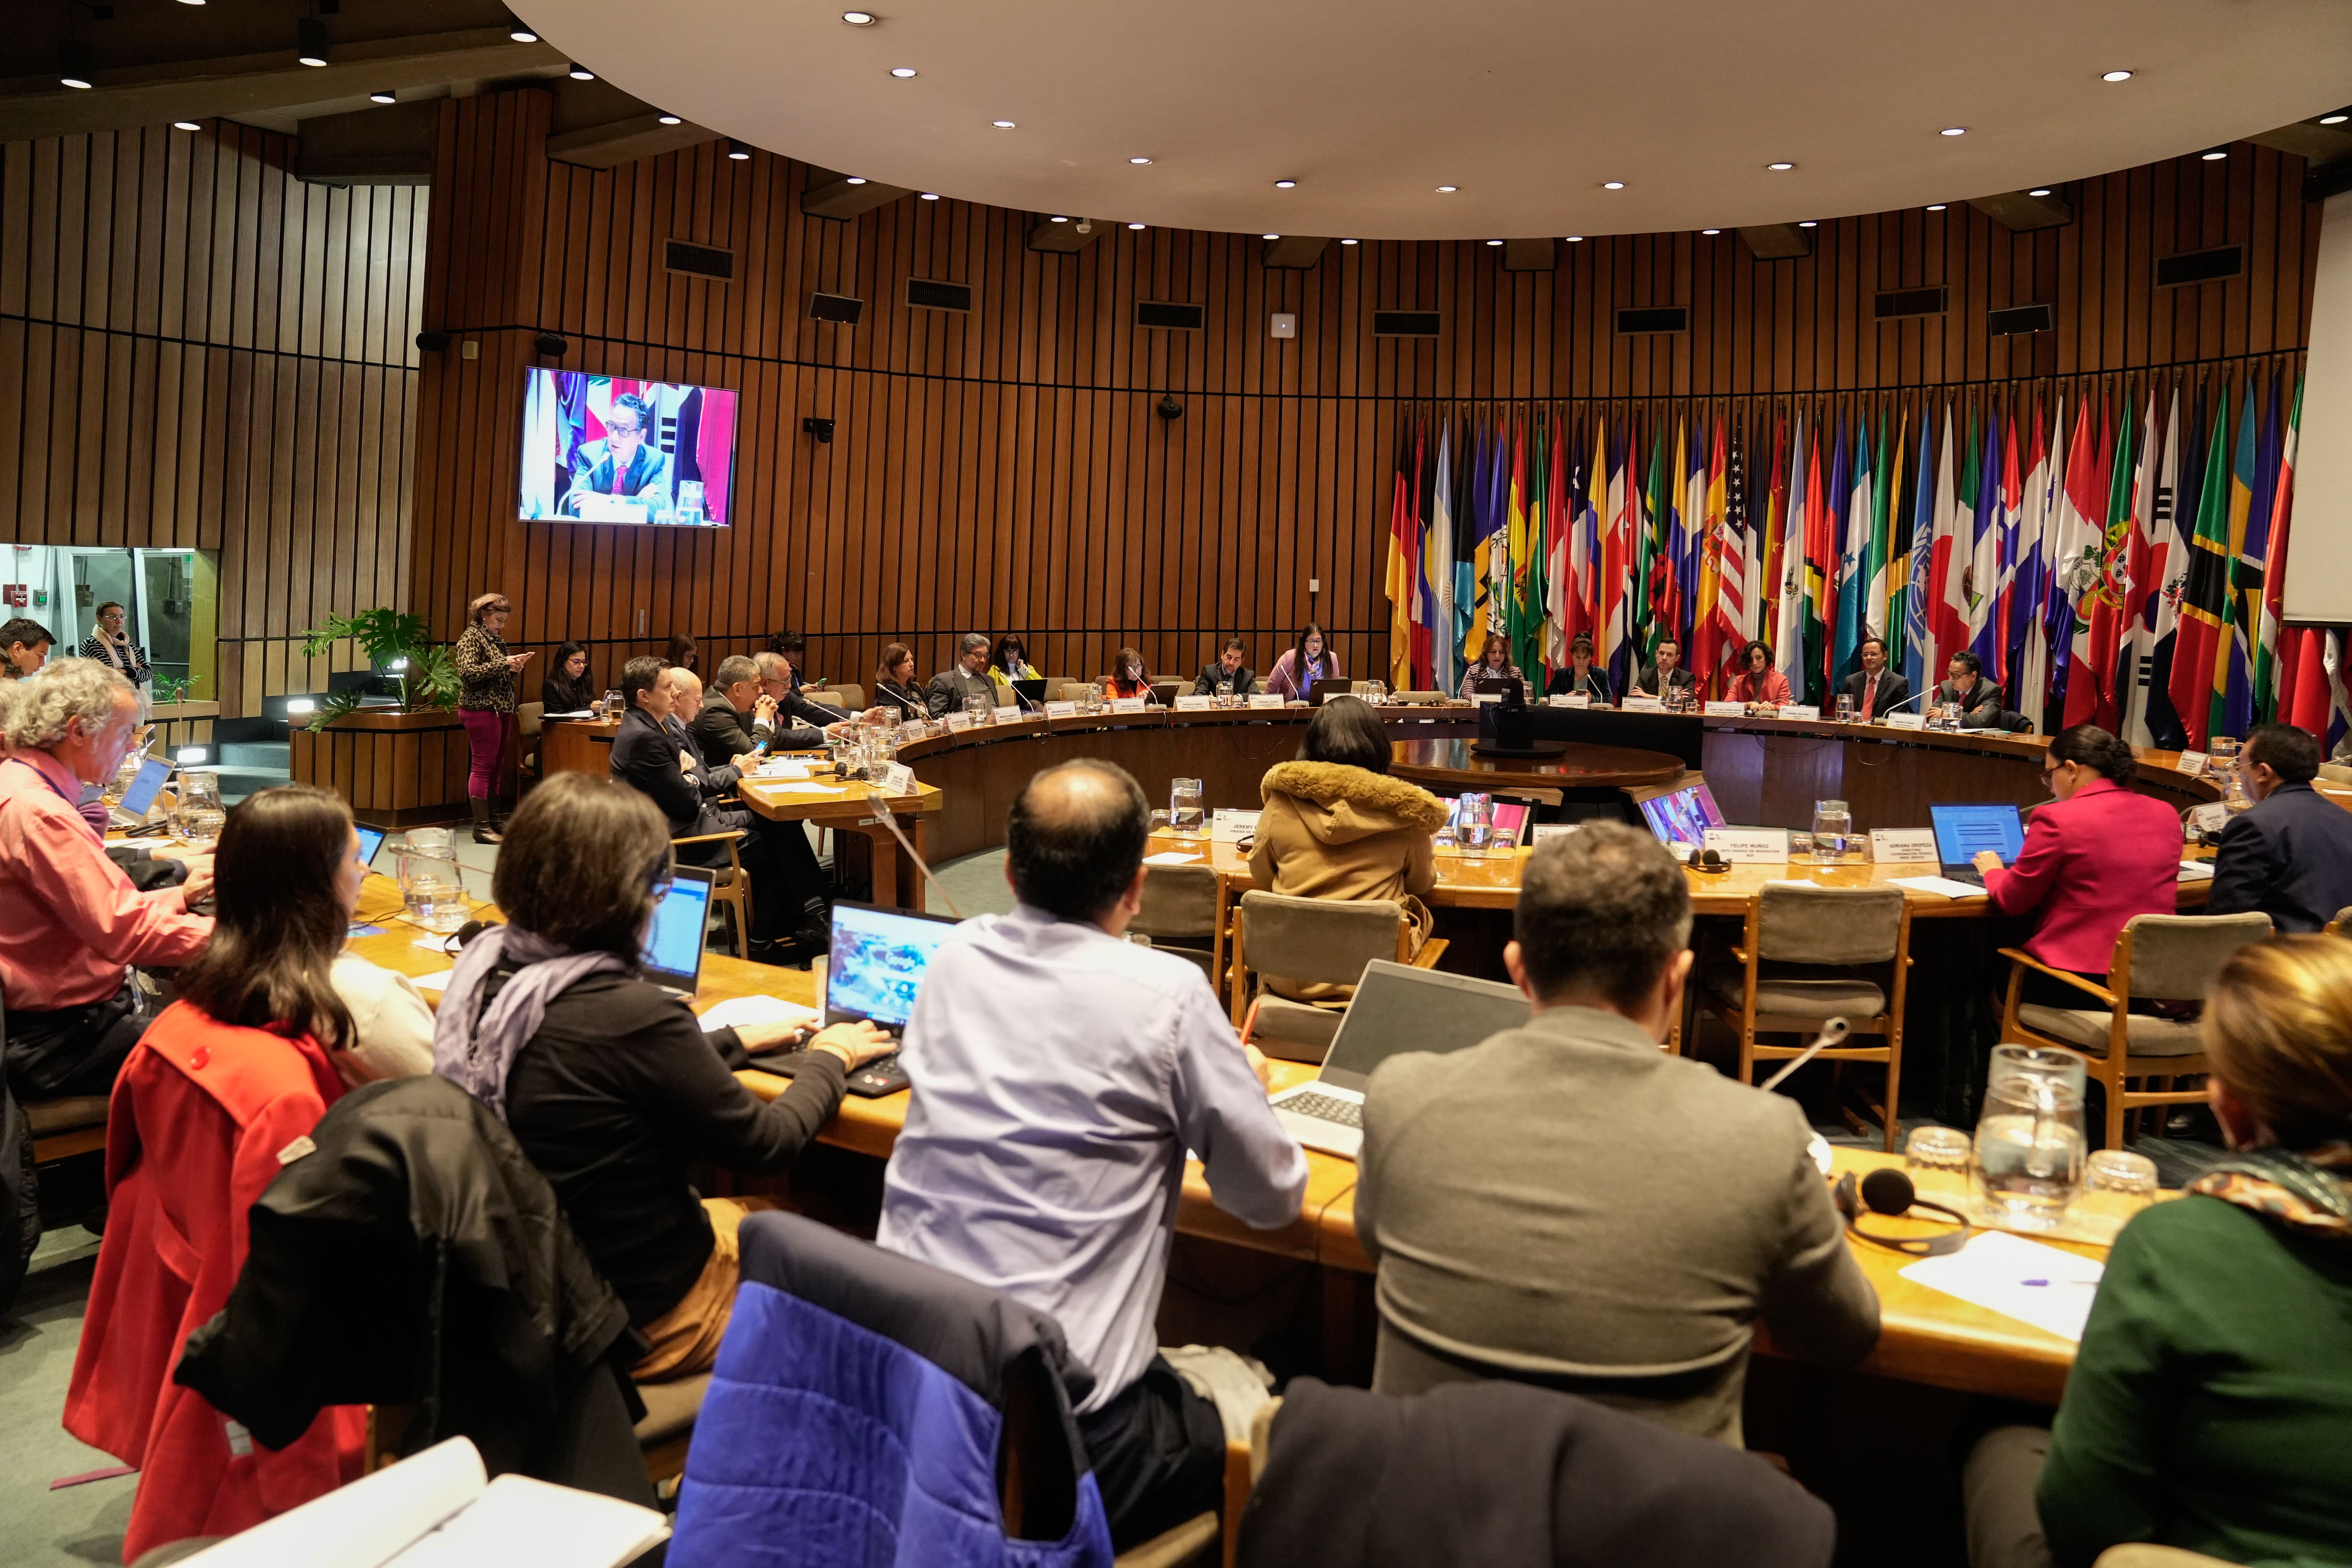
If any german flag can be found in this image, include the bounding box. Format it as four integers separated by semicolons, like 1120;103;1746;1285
2166;387;2233;750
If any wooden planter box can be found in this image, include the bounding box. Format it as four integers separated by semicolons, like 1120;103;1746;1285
289;708;473;828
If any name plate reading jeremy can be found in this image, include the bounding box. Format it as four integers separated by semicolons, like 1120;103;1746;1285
1111;697;1148;714
1043;700;1079;718
1548;693;1591;709
878;762;916;797
1883;712;1926;730
1869;828;1939;865
1622;696;1667;714
994;705;1024;725
943;711;974;732
1247;693;1285;709
1174;695;1214;711
1703;827;1792;864
1780;704;1822;720
2175;750;2209;777
1704;701;1746;717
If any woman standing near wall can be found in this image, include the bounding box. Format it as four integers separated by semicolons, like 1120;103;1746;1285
453;593;531;845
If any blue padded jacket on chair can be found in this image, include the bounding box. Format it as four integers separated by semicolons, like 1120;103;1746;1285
668;1209;1116;1568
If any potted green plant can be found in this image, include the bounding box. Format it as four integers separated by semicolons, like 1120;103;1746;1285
297;608;460;730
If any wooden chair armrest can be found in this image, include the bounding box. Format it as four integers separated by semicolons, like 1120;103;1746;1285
671;830;750;845
1995;947;2117;1007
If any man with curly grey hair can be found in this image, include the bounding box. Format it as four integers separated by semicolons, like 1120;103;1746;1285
1;659;213;1100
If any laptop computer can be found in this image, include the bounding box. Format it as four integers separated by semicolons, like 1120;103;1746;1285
760;900;962;1097
1627;774;1727;852
641;866;716;997
110;756;174;829
1265;961;1531;1159
1928;802;2025;887
1012;677;1048;707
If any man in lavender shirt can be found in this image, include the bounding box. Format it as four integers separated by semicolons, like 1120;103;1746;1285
879;760;1308;1549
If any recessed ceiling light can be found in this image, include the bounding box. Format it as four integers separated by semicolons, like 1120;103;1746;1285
2322;112;2349;126
1273;179;1296;189
2202;146;2228;160
176;0;203;5
1701;228;1721;235
1940;127;1967;136
61;74;93;89
727;139;750;160
508;23;538;42
568;62;594;80
845;176;868;185
173;119;201;130
1926;203;1947;211
1340;238;1359;245
2028;187;2052;197
1767;162;1795;172
1128;222;1145;230
1262;233;1280;240
992;119;1015;129
1485;239;1503;247
889;66;917;77
1129;156;1152;165
1049;215;1068;223
1602;180;1626;190
1563;235;1583;241
920;191;939;200
1435;185;1457;193
1798;220;1818;227
842;9;876;21
370;89;396;103
657;113;682;125
2100;69;2133;82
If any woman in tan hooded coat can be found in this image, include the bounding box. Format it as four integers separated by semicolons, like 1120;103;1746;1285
1248;697;1449;1000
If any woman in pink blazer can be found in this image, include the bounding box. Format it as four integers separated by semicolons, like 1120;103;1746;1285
1975;725;2183;1004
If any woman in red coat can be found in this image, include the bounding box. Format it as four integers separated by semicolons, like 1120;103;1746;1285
1975;724;2184;1003
65;785;375;1561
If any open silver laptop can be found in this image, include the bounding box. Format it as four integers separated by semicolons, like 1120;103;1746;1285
1267;961;1531;1159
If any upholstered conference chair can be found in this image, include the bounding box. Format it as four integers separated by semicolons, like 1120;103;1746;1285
1227;891;1448;1063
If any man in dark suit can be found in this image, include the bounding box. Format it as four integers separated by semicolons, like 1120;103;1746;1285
2209;722;2352;934
1931;651;2006;729
1840;635;1912;721
754;650;855;733
927;632;997;718
1192;637;1255;697
695;655;827;758
1629;636;1697;703
609;656;825;962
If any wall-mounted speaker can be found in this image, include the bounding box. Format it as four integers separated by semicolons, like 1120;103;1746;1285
1615;306;1688;334
533;331;568;357
1873;286;1948;320
905;277;972;312
413;329;450;353
665;239;734;282
1371;309;1441;337
1136;301;1205;330
807;291;865;324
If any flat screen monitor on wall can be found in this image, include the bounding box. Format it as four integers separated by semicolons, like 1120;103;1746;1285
519;370;737;527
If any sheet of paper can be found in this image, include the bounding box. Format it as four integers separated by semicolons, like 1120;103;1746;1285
541;710;597;720
698;993;822;1033
406;970;455;993
1143;850;1204;865
2176;859;2215;881
755;760;812;780
1899;1229;2105;1343
386;1474;669;1568
1889;874;1989;900
181;1435;485;1568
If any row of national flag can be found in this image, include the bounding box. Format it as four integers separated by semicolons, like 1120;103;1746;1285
1381;366;2342;750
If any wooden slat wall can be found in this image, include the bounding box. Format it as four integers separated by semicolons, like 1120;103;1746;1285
0;121;426;716
405;93;2322;690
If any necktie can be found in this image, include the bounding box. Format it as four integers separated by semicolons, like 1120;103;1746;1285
1865;674;1878;718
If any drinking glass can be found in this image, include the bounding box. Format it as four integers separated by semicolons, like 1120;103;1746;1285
1148;808;1172;835
1786;830;1814;861
174;770;225;846
965;692;990;726
1904;1126;1975;1206
1170;777;1206;836
2075;1149;2160;1242
396;845;470;935
1835;693;1856;722
1363;681;1388;706
1810;799;1853;864
1973;1044;2088;1229
601;689;622;719
1459;792;1495;857
1215;678;1234;706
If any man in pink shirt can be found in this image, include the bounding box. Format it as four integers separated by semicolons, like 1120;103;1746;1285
1;660;213;1099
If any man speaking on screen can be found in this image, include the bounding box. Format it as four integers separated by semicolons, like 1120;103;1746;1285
561;392;671;515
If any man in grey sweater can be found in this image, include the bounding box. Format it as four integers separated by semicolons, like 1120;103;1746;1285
1354;822;1880;1446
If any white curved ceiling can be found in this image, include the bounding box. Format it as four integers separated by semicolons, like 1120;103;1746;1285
514;0;2352;239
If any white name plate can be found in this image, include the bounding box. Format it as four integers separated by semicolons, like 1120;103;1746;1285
878;761;916;797
1869;828;1939;865
1528;823;1584;843
1703;827;1792;864
1622;697;1667;713
1883;712;1926;731
1549;693;1591;709
1780;704;1822;720
1212;808;1261;842
943;711;973;732
1174;695;1214;711
2188;801;2230;833
994;705;1024;725
2175;750;2209;776
1247;693;1285;709
1473;691;1503;705
1111;697;1148;714
1704;701;1746;717
1043;700;1079;718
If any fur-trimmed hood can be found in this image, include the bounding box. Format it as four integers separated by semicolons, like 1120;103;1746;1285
1259;761;1449;845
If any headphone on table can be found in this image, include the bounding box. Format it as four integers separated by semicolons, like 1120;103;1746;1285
1684;847;1729;874
1832;1167;1970;1257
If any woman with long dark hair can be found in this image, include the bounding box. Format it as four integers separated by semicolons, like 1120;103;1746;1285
664;632;699;675
541;640;597;714
874;643;924;721
1265;623;1341;701
1105;646;1154;700
452;592;529;844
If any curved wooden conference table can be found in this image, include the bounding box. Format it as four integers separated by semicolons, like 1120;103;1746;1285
342;877;2098;1406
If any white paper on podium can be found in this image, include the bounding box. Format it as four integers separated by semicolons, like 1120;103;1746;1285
1899;1229;2105;1342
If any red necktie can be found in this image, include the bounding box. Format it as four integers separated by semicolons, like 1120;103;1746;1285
1865;674;1878;718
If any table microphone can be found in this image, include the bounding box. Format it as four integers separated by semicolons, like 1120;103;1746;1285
861;782;964;919
1757;1017;1850;1092
1878;689;1930;719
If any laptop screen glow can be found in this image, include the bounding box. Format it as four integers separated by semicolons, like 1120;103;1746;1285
1637;782;1726;850
1930;803;2025;867
118;757;172;818
353;824;387;869
828;903;958;1028
642;871;713;988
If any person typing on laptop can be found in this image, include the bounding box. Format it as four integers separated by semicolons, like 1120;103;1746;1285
1352;822;1878;1447
877;759;1308;1549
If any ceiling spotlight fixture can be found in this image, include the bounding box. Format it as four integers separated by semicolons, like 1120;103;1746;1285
1940;127;1967;136
920;191;940;200
1340;238;1359;245
369;89;396;103
1701;228;1721;235
568;62;594;80
1273;179;1296;188
2028;187;2053;197
1435;185;1457;193
1563;234;1583;241
992;119;1015;129
2201;146;2228;160
1926;203;1947;211
845;176;868;185
656;113;682;125
508;21;538;42
726;139;750;160
1129;156;1152;165
1262;233;1280;240
842;9;876;21
2321;111;2349;126
1798;219;1818;227
173;119;200;130
177;0;204;6
889;65;917;77
2100;69;2133;82
296;19;329;66
1767;162;1795;172
1049;215;1068;223
1128;222;1145;230
1602;180;1626;189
